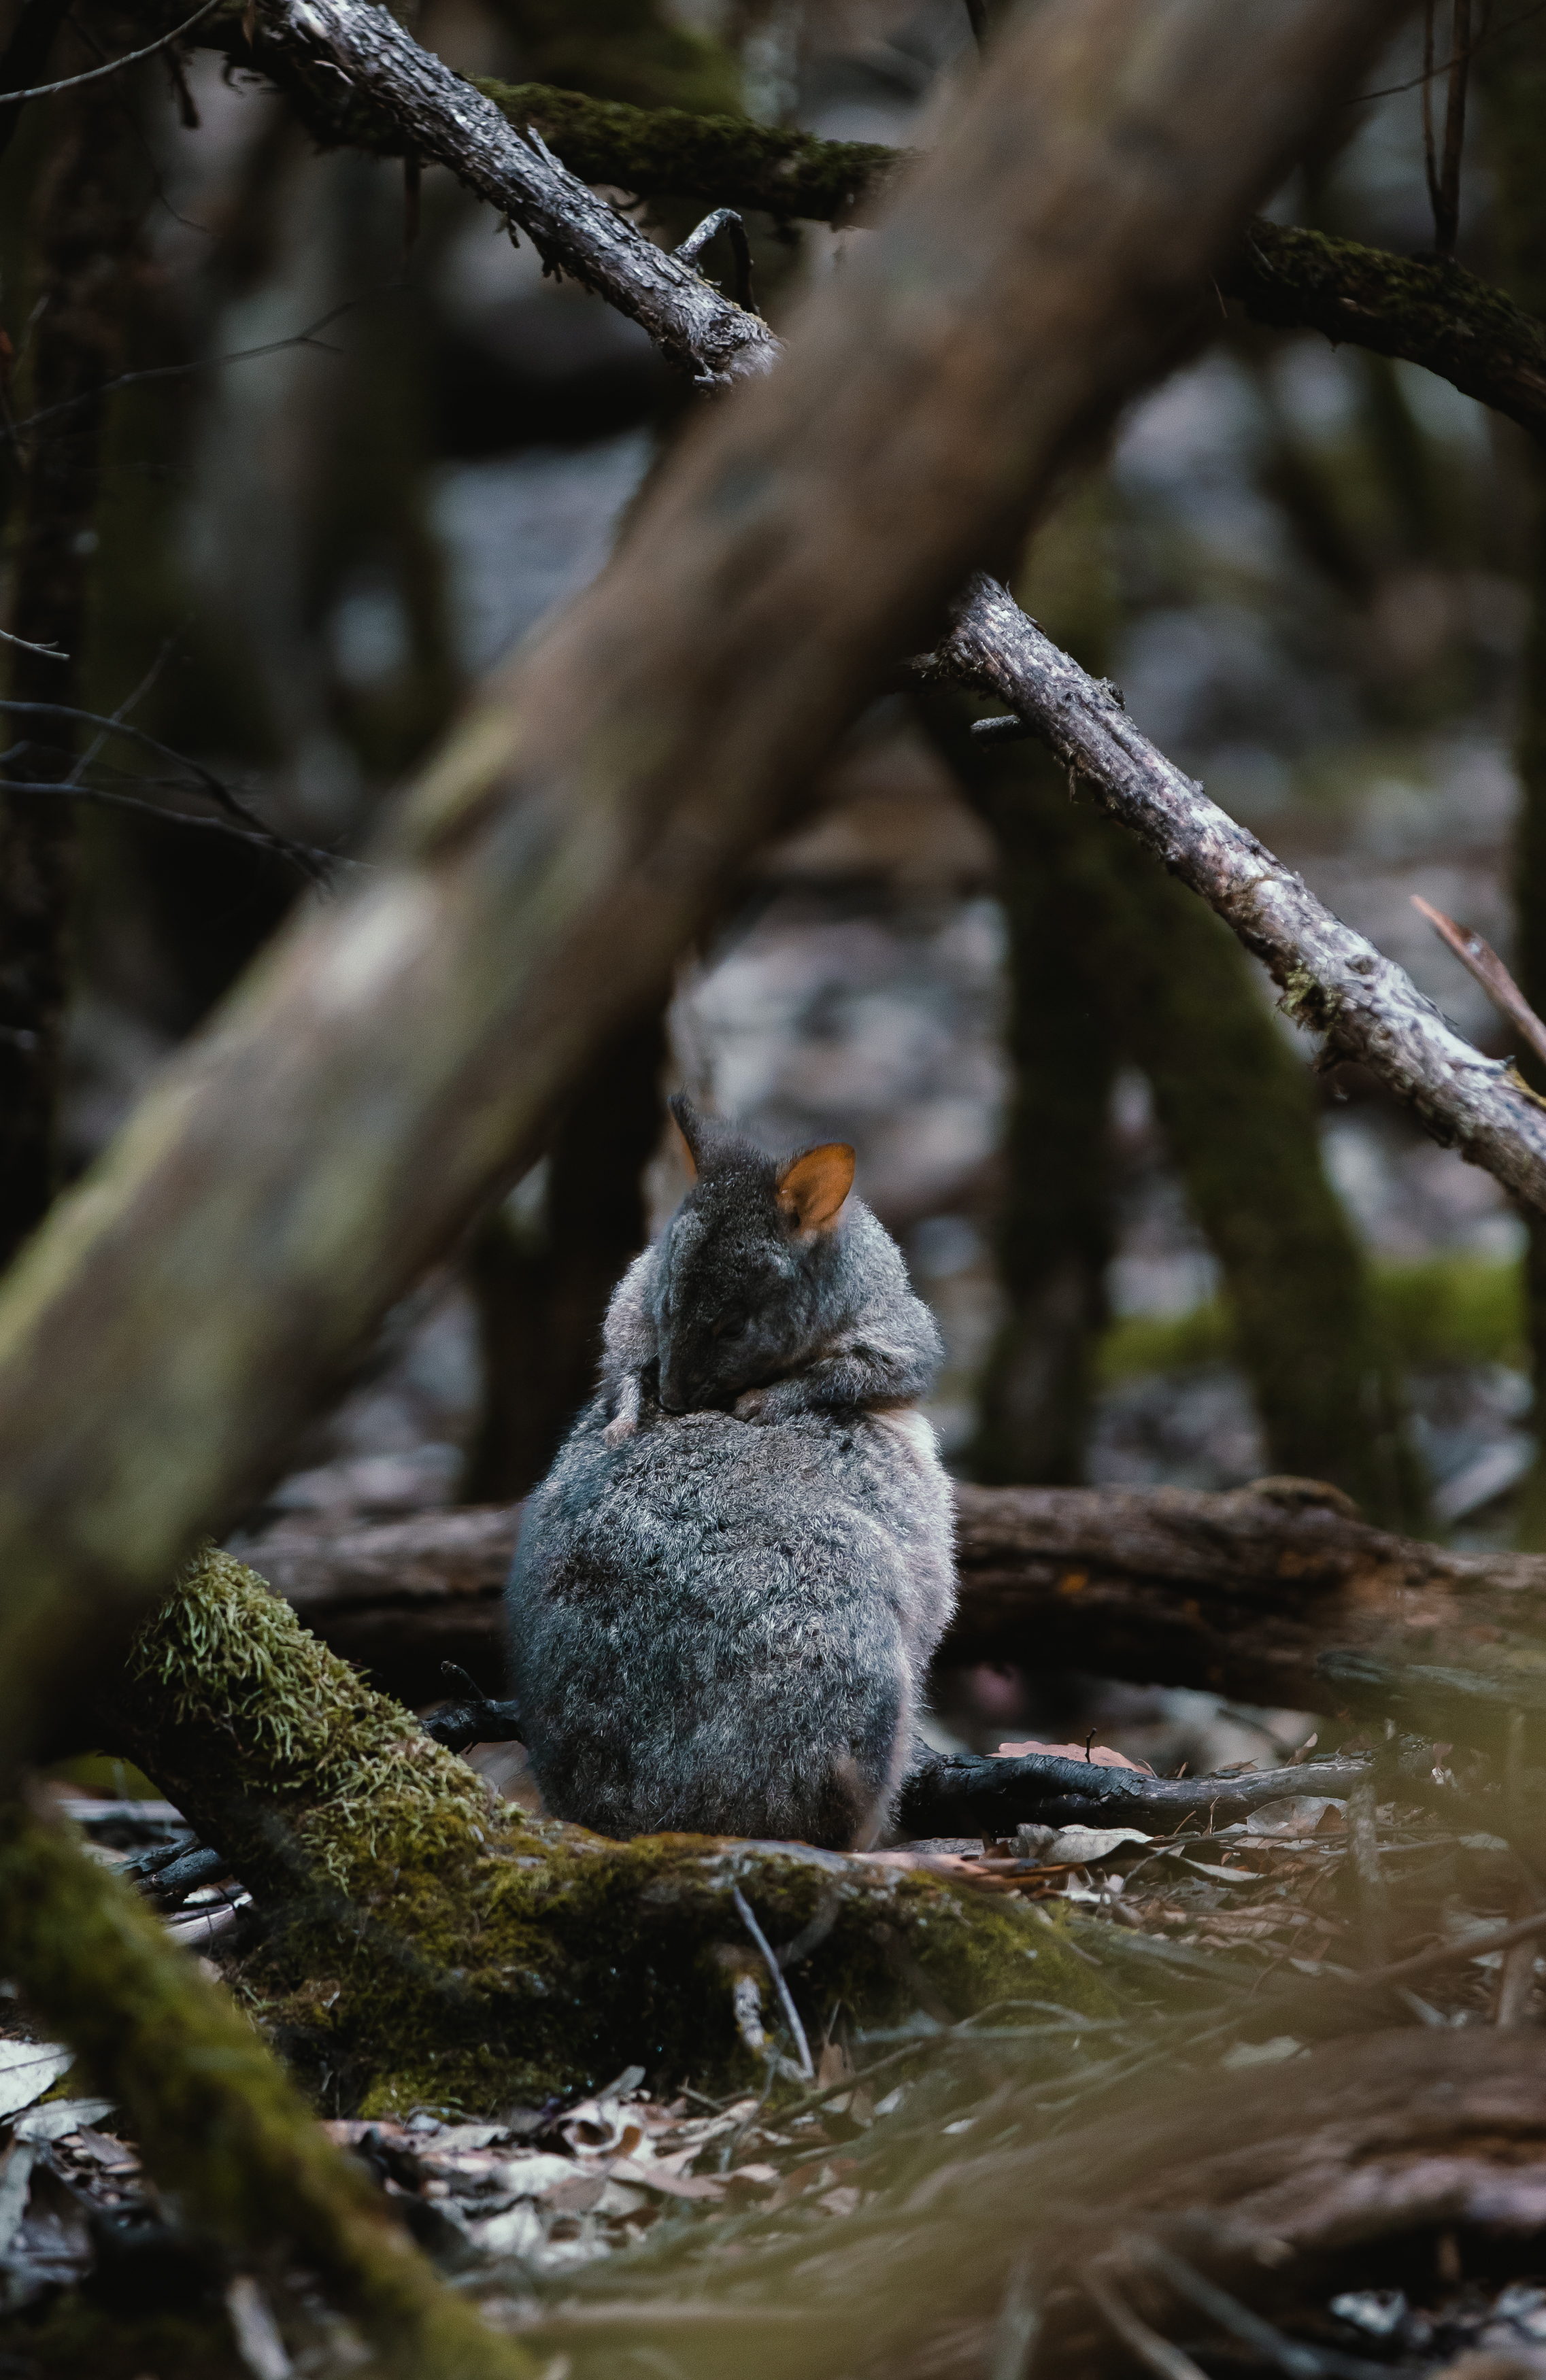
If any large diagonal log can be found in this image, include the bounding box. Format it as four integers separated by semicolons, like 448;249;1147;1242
248;1478;1546;1752
0;0;1413;1760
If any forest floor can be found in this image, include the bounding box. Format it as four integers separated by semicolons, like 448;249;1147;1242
4;1771;1544;2378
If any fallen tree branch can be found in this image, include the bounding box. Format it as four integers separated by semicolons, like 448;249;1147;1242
243;1478;1546;1755
895;1747;1381;1836
250;0;779;386
921;576;1546;1216
191;14;1546;449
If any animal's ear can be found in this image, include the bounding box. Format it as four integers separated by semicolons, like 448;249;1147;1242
777;1142;856;1232
668;1091;701;1181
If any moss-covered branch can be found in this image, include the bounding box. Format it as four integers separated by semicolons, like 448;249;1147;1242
1219;219;1546;447
0;1798;539;2380
101;1549;1111;2113
469;83;903;225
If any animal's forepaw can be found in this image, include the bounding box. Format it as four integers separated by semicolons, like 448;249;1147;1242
733;1386;770;1422
604;1410;638;1446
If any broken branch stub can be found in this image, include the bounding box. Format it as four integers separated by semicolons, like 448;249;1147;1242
0;0;1413;1757
924;576;1546;1213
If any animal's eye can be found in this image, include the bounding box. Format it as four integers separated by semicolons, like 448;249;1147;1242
712;1309;750;1342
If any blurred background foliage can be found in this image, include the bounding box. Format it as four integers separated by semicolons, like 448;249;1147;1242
3;0;1545;1694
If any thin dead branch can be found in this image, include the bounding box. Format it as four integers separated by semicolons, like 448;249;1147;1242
920;577;1546;1217
0;0;220;105
1412;893;1546;1069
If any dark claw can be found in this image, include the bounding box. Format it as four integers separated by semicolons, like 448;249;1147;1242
421;1662;526;1755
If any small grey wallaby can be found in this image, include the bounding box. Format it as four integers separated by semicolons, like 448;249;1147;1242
505;1094;956;1849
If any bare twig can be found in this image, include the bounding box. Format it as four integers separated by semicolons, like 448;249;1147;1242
733;1885;815;2081
1411;894;1546;1068
0;0;222;104
0;628;66;661
1354;1901;1546;1993
0;775;338;868
1121;2234;1388;2380
1084;2261;1211;2380
2;293;382;447
1;701;334;881
1422;0;1473;252
921;577;1546;1216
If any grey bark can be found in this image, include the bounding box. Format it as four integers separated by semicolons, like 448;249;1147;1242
922;575;1546;1214
254;0;779;386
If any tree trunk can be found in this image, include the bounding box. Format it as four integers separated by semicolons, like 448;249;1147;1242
464;1002;666;1501
1477;19;1546;1547
922;691;1421;1523
0;55;137;1266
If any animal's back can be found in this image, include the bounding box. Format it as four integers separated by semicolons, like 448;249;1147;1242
507;1397;954;1847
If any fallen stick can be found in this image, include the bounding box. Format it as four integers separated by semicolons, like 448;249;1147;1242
1413;891;1546;1070
919;577;1546;1213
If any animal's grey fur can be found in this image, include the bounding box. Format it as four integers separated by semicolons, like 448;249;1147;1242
505;1098;956;1849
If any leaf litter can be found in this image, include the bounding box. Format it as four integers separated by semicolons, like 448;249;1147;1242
5;1767;1546;2376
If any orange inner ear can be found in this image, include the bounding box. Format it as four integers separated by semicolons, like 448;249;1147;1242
673;1116;697;1180
777;1142;856;1231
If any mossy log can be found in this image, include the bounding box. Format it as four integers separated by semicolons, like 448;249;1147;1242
97;1549;1112;2114
0;1799;540;2380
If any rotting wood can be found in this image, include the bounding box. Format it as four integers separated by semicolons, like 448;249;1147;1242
243;1476;1546;1754
920;575;1546;1216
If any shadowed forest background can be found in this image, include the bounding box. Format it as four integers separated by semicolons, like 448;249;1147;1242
8;0;1545;1769
12;1;1546;2374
